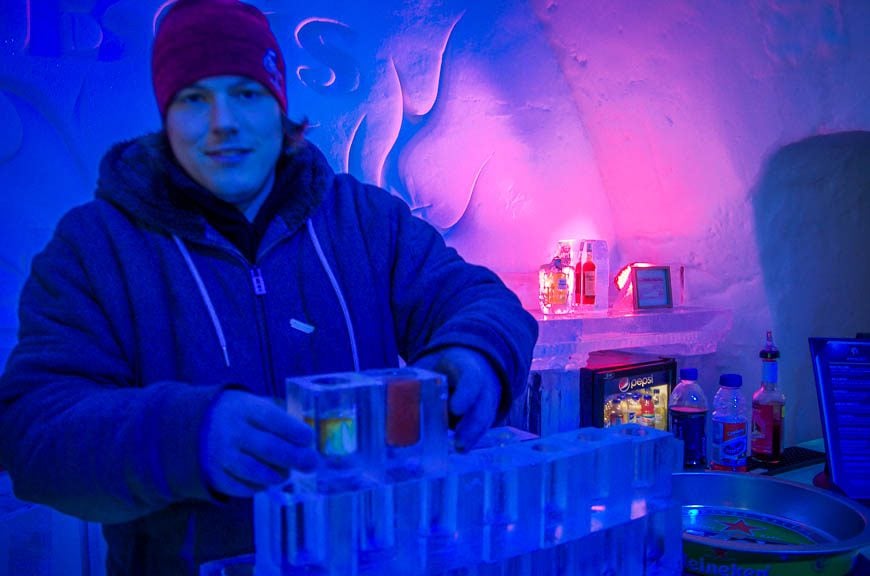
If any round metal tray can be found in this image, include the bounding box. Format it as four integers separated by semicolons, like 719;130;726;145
674;472;870;575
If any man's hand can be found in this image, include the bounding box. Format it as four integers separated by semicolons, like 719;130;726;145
414;347;501;451
201;390;317;497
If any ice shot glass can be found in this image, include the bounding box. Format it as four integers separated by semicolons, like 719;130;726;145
521;435;596;547
551;427;633;533
609;423;682;515
254;485;359;576
363;367;449;482
286;372;385;493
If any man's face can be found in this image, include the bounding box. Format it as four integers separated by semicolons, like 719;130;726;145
166;75;283;213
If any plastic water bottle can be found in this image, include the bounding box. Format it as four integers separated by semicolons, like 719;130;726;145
710;373;749;472
668;368;708;469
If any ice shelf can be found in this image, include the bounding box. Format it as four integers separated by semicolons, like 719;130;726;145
531;306;733;369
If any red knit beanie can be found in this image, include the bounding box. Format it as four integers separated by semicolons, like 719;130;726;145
151;0;287;117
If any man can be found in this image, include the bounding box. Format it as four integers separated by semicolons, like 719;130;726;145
0;0;537;573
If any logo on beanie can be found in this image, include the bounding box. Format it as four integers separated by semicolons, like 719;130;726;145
263;49;284;93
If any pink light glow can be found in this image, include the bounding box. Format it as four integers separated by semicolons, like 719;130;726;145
615;262;656;290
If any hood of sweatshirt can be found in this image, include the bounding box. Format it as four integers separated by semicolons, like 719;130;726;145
94;120;333;242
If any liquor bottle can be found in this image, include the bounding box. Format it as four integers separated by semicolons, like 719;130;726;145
710;373;749;472
669;368;708;469
652;388;666;430
604;397;615;427
605;395;622;427
556;239;574;269
626;393;641;424
558;240;576;308
538;255;573;314
611;394;627;425
751;331;786;464
577;241;596;306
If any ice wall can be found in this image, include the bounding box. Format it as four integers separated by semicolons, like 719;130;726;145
530;0;870;443
1;0;868;444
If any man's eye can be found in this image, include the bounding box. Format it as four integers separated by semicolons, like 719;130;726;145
177;92;205;104
237;88;264;100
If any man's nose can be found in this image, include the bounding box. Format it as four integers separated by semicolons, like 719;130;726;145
209;94;239;132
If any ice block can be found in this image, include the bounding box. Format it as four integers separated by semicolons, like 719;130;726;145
362;366;449;481
610;423;682;513
472;426;538;450
286;371;385;493
638;503;683;575
520;435;595;547
551;427;633;532
474;443;548;563
508;369;580;436
423;452;488;573
358;479;428;575
251;367;685;576
254;485;358;576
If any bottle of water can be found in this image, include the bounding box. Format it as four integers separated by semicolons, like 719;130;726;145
710;373;749;472
668;368;708;469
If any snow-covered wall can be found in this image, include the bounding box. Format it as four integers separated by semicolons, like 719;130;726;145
1;0;868;444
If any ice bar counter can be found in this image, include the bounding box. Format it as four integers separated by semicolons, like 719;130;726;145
203;366;685;575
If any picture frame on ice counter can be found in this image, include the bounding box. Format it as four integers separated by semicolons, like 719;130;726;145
631;266;673;309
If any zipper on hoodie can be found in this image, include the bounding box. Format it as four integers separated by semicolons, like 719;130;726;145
249;264;278;398
176;233;280;395
251;267;267;295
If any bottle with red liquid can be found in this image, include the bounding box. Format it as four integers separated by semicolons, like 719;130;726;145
751;331;786;464
639;393;655;427
575;241;596;306
668;368;708;469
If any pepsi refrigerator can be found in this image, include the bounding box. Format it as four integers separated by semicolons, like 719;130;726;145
580;350;677;431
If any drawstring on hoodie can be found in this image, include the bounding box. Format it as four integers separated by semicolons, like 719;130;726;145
173;235;231;368
173;224;360;373
307;219;360;372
